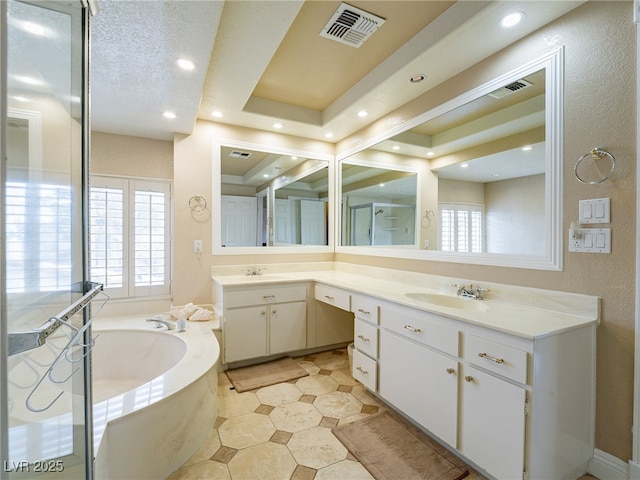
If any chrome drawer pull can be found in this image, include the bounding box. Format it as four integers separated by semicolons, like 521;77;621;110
403;325;422;333
478;352;504;364
357;334;370;342
262;295;275;299
324;295;334;300
358;308;371;315
356;366;368;375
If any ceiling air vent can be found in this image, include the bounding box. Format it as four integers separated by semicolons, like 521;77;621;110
320;2;385;48
228;150;251;159
488;79;534;99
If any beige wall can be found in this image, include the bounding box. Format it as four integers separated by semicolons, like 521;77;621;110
98;1;636;463
336;2;636;461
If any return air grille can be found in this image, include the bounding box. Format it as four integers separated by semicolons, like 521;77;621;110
488;79;534;99
228;150;251;159
320;3;385;48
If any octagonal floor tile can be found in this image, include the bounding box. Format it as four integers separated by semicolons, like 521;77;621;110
314;391;363;419
296;374;338;396
218;391;260;418
316;459;375;480
313;352;349;371
228;442;296;480
331;367;360;387
256;382;302;406
288;426;347;469
269;401;323;433
218;413;275;449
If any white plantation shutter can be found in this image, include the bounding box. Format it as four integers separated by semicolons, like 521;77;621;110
438;203;484;253
90;176;171;298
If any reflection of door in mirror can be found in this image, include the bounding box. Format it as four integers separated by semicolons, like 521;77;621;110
219;145;330;248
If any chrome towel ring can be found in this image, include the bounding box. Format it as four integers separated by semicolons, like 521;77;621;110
188;195;208;212
574;148;616;185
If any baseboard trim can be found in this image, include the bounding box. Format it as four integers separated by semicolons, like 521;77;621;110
628;460;640;480
588;449;629;480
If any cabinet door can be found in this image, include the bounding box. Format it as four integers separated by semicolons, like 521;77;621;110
269;301;307;355
224;306;268;362
461;365;526;480
379;330;458;446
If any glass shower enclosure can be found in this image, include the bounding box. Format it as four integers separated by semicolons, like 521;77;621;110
348;202;416;246
1;1;98;478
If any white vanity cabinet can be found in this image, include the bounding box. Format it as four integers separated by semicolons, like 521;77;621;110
351;293;380;391
223;284;307;363
314;283;354;346
378;303;459;447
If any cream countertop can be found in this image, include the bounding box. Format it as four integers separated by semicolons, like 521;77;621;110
212;263;599;340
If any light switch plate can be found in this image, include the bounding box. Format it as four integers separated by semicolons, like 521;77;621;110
579;198;610;224
569;228;611;253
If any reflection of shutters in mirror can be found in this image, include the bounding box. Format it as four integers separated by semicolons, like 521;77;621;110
438;203;484;253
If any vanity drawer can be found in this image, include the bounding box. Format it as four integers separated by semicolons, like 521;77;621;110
464;334;527;384
351;294;379;324
380;305;458;356
315;284;350;311
355;318;378;359
225;285;306;308
352;349;377;391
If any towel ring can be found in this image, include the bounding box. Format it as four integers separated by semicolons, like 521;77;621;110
188;195;208;213
574;148;616;185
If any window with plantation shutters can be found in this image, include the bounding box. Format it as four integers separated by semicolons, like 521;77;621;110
438;203;484;253
89;176;171;298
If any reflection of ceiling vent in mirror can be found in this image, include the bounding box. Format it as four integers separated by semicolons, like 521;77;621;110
228;150;251;159
488;79;534;99
320;2;385;48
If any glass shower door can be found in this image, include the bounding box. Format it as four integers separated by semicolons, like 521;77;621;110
2;1;94;478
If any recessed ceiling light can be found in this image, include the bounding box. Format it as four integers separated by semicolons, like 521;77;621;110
290;156;298;160
324;132;334;139
357;110;368;118
460;163;469;169
410;74;426;83
492;173;501;177
379;183;385;187
522;145;533;151
263;174;269;178
392;145;400;150
162;111;176;119
176;58;196;71
426;151;435;157
273;122;283;129
212;111;224;118
501;12;524;28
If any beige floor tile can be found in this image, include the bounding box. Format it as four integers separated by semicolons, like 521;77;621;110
218;413;276;449
218;391;260;418
315;459;375;480
296;373;338;396
331;367;360;386
288;426;348;469
182;429;221;466
167;459;231;480
313;353;349;371
350;384;383;407
297;360;321;375
269;401;323;433
314;391;363;419
228;442;296;480
256;382;302;406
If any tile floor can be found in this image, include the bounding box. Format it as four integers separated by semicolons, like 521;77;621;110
168;348;483;480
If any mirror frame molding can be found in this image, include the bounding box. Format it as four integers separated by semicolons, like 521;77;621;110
335;48;564;271
212;139;334;255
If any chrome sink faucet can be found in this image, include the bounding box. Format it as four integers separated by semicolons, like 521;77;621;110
246;266;266;276
453;284;489;300
146;318;175;330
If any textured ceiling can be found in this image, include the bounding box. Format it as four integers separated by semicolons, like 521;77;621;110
90;0;585;142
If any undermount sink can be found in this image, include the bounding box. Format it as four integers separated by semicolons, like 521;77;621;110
405;292;489;311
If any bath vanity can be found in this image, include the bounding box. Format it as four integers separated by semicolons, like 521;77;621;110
212;264;597;480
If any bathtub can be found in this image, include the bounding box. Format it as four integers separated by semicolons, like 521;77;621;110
92;316;220;480
6;315;220;479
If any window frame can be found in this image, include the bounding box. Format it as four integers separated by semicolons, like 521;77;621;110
89;175;172;299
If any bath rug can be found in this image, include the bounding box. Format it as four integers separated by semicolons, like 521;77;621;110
333;411;469;480
225;357;309;392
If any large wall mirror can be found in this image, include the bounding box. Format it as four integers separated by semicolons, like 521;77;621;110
212;140;333;254
337;49;563;270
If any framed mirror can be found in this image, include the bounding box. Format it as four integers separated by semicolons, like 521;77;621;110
213;140;333;254
336;49;563;270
